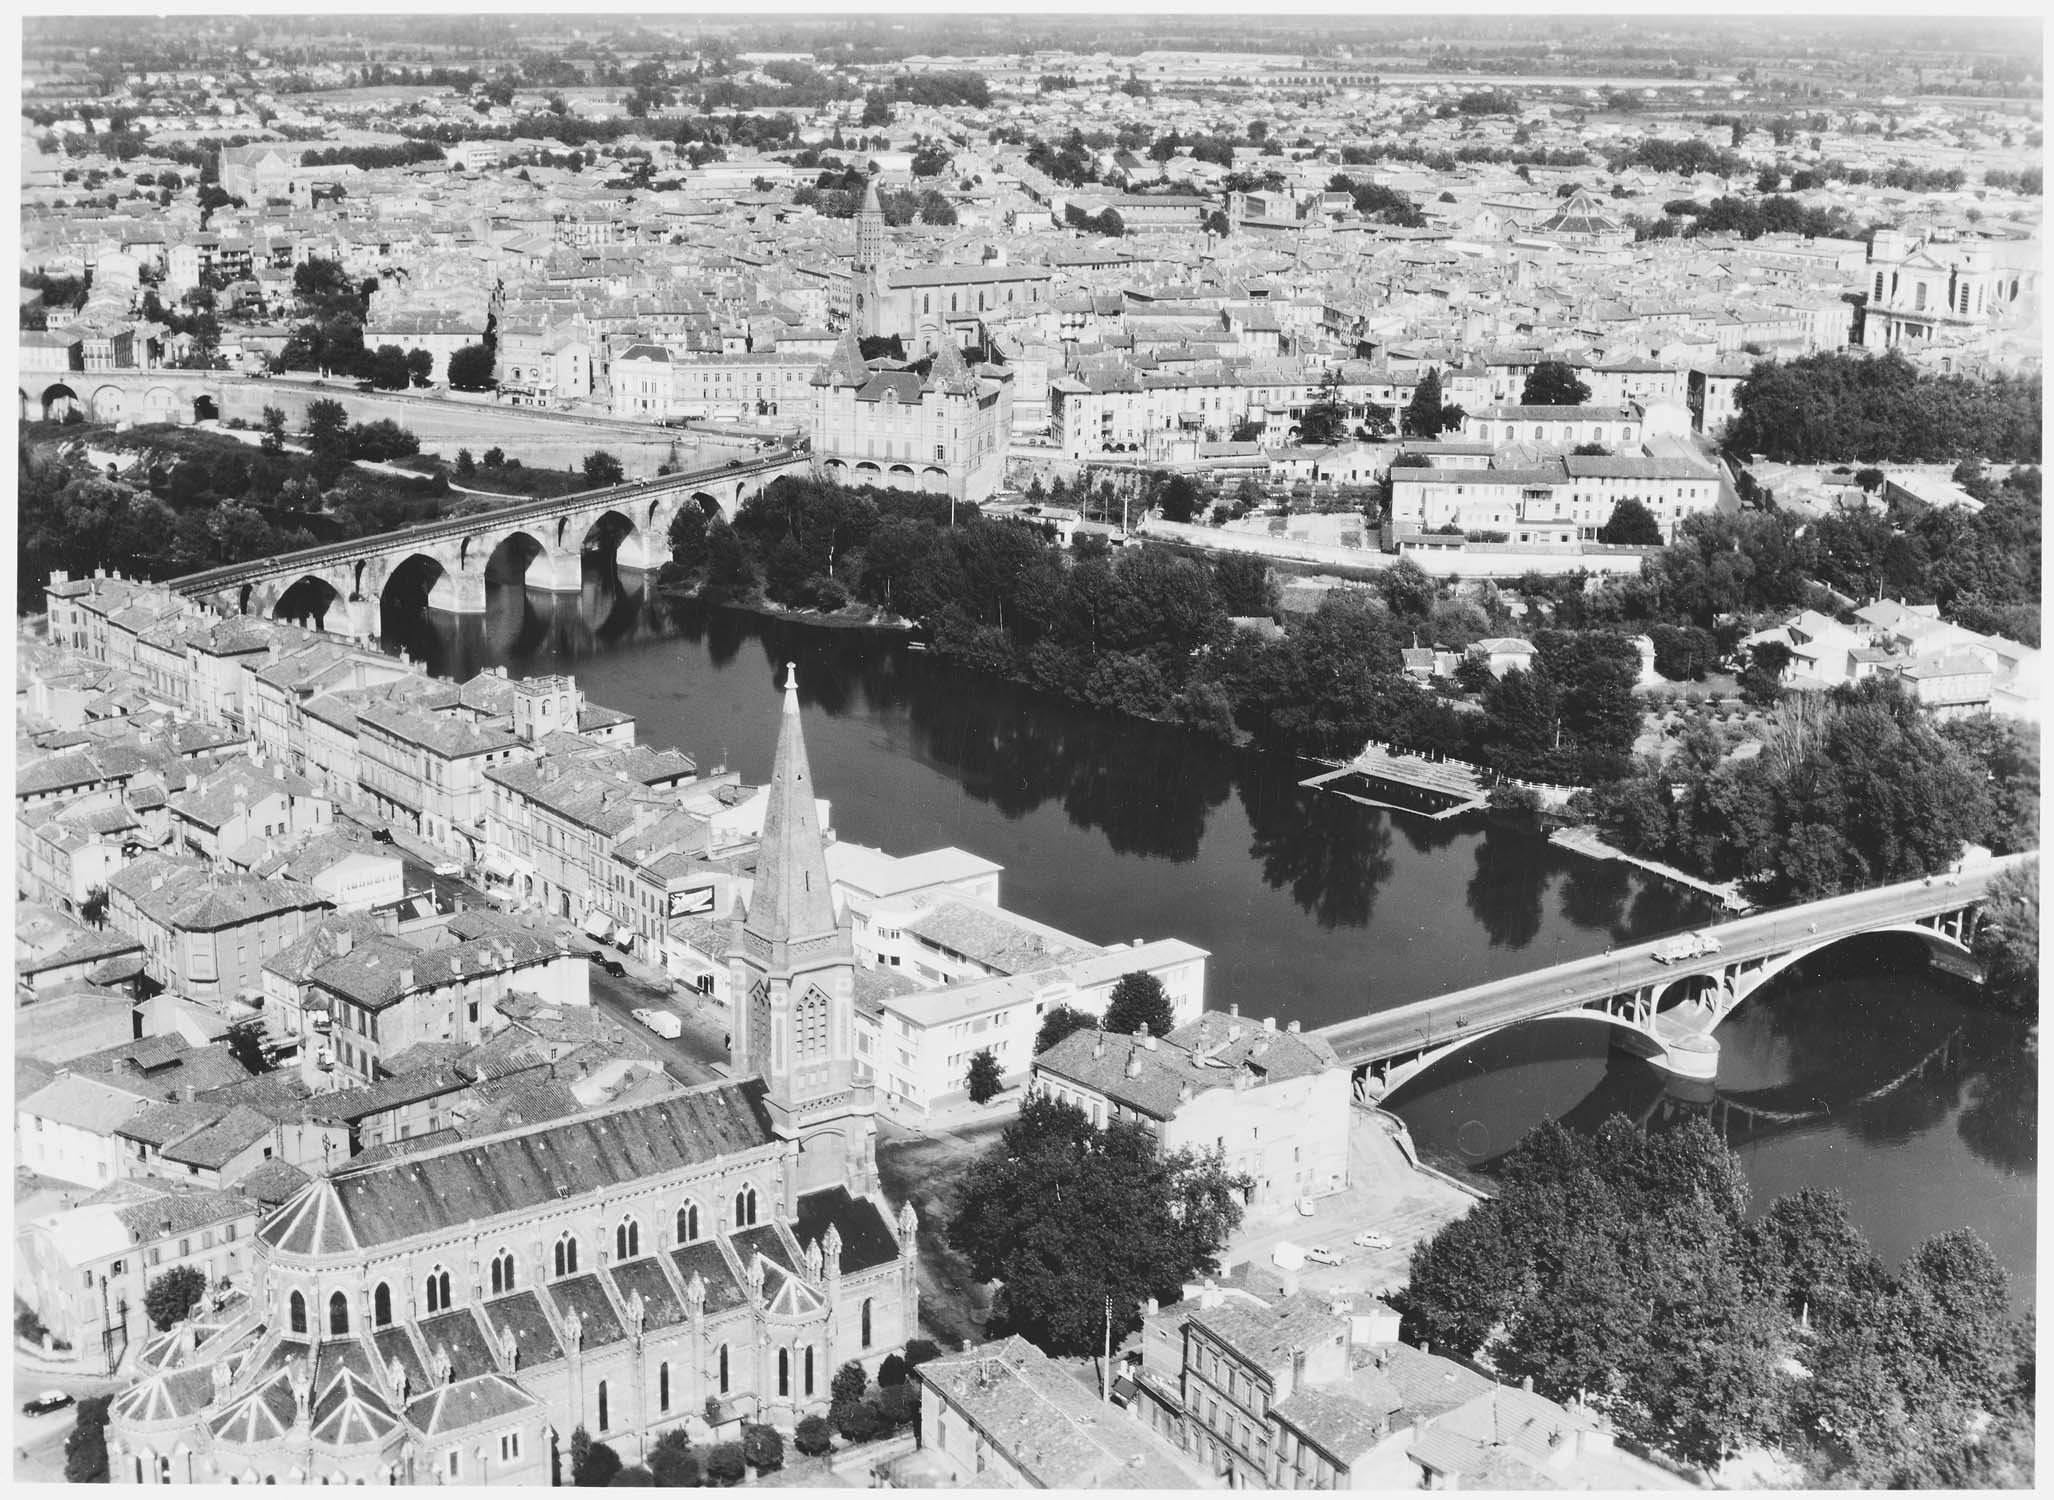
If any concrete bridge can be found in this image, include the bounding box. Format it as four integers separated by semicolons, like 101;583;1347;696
170;451;809;630
1323;854;2029;1094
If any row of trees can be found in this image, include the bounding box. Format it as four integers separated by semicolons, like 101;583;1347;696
1399;1117;2032;1483
1580;682;2036;901
1727;350;2043;465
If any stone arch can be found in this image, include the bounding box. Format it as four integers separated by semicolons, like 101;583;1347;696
194;393;220;423
689;491;722;520
41;382;81;422
141;385;181;423
351;560;367;600
920;466;949;493
486;530;580;594
854;461;881;478
380;552;457;619
273;573;345;628
579;509;649;572
238;583;255;616
91;384;127;422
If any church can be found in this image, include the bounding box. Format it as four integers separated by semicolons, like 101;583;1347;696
104;672;918;1484
847;178;1055;357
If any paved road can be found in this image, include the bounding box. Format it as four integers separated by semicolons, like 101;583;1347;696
1319;857;2025;1068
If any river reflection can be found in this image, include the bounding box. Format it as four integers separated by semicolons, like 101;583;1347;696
373;578;2032;1296
1387;937;2037;1308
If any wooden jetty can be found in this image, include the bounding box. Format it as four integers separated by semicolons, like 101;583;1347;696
1302;745;1487;819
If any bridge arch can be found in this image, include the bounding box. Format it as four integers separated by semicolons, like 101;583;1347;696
40;382;81;422
1710;921;1981;1028
1371;1009;1665;1102
273;573;347;629
578;509;650;572
380;552;457;617
484;529;580;594
193;393;219;424
141;385;181;424
91;384;128;423
689;491;722;519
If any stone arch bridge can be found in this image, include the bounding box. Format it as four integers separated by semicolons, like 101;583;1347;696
1321;854;2029;1096
170;452;809;630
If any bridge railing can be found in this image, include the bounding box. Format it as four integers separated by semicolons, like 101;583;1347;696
168;452;807;595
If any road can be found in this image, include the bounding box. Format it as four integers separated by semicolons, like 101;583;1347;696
12;1357;123;1484
1318;857;2023;1069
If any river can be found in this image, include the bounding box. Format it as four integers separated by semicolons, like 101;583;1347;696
382;572;2036;1305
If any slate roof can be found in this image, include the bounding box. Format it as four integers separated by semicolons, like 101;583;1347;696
482;1290;565;1368
549;1274;626;1348
416;1307;498;1383
265;1083;777;1251
1271;1381;1398;1463
671;1240;748;1315
793;1187;902;1275
1187;1292;1348;1374
309;1368;401;1448
404;1373;535;1436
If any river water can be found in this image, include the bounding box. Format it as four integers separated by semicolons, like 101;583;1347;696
384;573;2037;1306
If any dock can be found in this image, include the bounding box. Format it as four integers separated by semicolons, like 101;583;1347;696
1549;824;1754;912
1300;745;1487;819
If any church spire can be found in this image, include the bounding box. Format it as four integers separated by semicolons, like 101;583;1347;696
744;663;839;950
855;175;886;275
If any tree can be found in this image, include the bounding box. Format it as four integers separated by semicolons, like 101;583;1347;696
369;343;411;390
303;397;349;455
572;1428;622;1486
455;447;475;480
65;1394;112;1483
1404;368;1459;437
447;341;497;391
834;1401;884;1443
647;1429;699;1488
1596;497;1664;546
966;1047;1004;1104
1102;971;1174;1037
879;1382;921;1431
79;885;109;928
1297;370;1349;446
946;1095;1250;1355
740;1423;783;1474
1032;1003;1098;1056
259;405;287;454
703;1442;745;1486
1521;361;1593;406
145;1264;209;1330
403;348;434;387
794;1414;834;1456
482;446;505;469
224;1019;269;1075
1971;859;2037;1015
583;451;625;487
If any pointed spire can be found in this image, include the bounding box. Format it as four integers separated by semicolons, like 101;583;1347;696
815;324;868;388
745;663;840;948
924;337;976;397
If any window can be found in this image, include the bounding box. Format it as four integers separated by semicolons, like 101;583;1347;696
374;1283;391;1327
778;1348;790;1398
426;1267;451;1314
491;1251;515;1296
179;1238;191;1258
616;1217;640;1262
804;1346;815;1397
499;1433;521;1463
676;1202;700;1243
597;1380;610;1432
329;1291;350;1335
717;1344;730;1394
289;1291;307;1334
793;990;828;1061
861;1298;873;1349
733;1185;758;1228
554;1233;579;1278
447;1451;460;1480
659;1363;670;1412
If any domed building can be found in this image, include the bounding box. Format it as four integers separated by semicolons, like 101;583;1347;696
106;670;919;1483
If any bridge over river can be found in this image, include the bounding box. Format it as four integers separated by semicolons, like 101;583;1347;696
170;450;809;631
1323;854;2029;1094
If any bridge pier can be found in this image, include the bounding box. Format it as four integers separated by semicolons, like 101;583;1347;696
426;571;488;614
340;597;379;640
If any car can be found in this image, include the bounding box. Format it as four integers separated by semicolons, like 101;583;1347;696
370;828;395;844
1305;1246;1345;1267
1351;1230;1393;1250
641;1010;683;1040
431;860;462;877
1296;1196;1316;1217
22;1390;74;1417
585;950;627;977
630;1007;655;1027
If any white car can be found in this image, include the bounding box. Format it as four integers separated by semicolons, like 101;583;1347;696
1305;1246;1345;1267
1352;1230;1393;1250
630;1008;655;1028
431;860;462;877
640;1009;683;1040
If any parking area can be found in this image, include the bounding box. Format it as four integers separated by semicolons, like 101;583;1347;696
1219;1107;1482;1300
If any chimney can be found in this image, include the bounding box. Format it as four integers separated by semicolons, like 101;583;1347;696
1125;1051;1143;1079
1142;1028;1157;1051
1521;1375;1534;1392
334;929;354;957
398;966;414;990
1229;1003;1239;1017
1287;1020;1301;1034
1262;1016;1276;1032
1145;1297;1158;1317
1092;1031;1105;1061
179;1085;195;1104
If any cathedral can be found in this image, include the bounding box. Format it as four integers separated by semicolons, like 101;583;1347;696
846;178;1055;356
105;672;917;1484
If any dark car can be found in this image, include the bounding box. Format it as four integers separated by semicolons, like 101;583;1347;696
585;949;626;977
370;828;395;844
22;1390;75;1417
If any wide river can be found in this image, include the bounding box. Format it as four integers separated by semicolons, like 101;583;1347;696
385;575;2036;1307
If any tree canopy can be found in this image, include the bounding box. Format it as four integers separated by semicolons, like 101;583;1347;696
946;1095;1250;1355
1727;349;2041;465
1102;971;1175;1036
1521;361;1593;406
1596;496;1664;546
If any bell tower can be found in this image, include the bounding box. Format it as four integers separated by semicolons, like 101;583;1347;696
852;176;888;339
726;664;876;1194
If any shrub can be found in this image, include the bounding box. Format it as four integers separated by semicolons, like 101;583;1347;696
16;1304;50;1344
703;1442;746;1486
648;1429;699;1487
794;1415;835;1457
573;1431;623;1487
832;1359;868;1407
877;1352;909;1387
834;1400;884;1443
609;1467;654;1485
879;1381;921;1431
65;1394;112;1482
741;1423;783;1473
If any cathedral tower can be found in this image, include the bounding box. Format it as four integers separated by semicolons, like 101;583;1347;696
726;665;876;1196
852;176;888;339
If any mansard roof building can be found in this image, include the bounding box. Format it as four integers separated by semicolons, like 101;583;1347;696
105;672;917;1484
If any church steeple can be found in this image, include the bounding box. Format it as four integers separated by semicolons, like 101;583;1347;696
726;664;876;1197
745;665;839;952
855;176;886;275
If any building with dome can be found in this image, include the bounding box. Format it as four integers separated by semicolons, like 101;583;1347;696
104;672;919;1484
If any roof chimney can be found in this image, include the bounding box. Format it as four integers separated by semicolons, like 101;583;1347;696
398;966;414;990
334;929;354;957
1262;1016;1275;1032
1287;1019;1300;1034
1125;1050;1143;1079
1229;1003;1239;1017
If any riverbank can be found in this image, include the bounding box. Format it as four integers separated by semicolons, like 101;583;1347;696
654;577;919;635
1548;823;1754;913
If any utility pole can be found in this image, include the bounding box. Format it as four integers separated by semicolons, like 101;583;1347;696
1101;1294;1112;1404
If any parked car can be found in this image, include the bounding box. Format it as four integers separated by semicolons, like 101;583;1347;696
1305;1246;1345;1267
431;860;462;877
585;949;626;977
22;1390;74;1417
1351;1230;1393;1249
641;1009;683;1040
1296;1196;1316;1217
